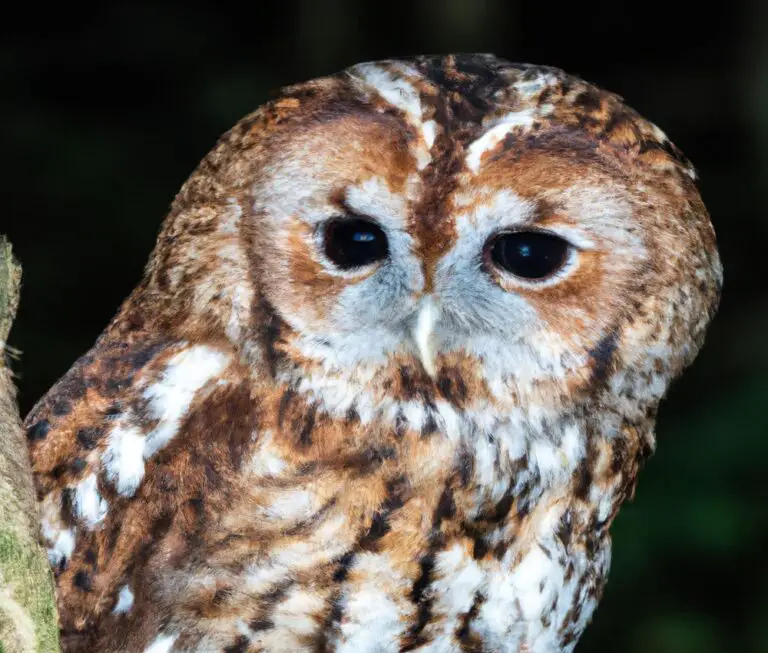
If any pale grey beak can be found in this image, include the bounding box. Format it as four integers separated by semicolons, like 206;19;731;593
412;295;441;378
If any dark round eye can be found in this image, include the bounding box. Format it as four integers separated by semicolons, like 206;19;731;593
489;231;570;280
323;218;389;269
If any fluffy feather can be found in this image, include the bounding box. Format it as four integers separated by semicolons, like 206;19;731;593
25;54;721;652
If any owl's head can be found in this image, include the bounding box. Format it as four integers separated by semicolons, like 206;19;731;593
136;54;721;425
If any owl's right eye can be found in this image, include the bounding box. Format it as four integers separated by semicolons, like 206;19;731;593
323;218;389;269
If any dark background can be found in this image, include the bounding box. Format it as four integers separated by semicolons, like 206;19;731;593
3;2;765;651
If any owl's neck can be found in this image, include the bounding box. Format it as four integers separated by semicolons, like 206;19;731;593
263;346;653;528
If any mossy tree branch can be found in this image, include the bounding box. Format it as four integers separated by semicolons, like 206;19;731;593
0;236;59;653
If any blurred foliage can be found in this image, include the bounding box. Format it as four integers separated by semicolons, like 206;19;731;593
2;1;765;651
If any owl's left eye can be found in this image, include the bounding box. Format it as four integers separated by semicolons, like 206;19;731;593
323;218;389;269
487;230;571;280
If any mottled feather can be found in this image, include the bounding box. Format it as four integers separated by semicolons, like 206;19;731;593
26;54;721;653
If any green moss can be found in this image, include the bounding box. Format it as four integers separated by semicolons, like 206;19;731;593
0;530;59;653
0;237;21;344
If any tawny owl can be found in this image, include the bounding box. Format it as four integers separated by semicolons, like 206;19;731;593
25;54;721;653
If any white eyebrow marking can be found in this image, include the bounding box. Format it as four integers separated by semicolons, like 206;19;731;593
350;63;435;169
466;108;548;174
353;64;422;122
344;176;409;227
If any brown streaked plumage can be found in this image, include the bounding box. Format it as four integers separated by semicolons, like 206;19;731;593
26;54;721;652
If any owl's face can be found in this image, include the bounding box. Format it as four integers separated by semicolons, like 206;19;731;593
233;61;718;415
147;56;719;425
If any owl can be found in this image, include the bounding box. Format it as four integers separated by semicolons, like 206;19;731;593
24;54;721;653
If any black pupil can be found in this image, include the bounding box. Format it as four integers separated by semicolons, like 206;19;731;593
490;231;569;280
323;218;389;269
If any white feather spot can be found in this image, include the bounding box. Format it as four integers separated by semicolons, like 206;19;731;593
510;545;554;619
46;528;75;567
272;587;326;635
433;543;485;614
73;473;108;527
103;425;146;497
422;119;437;148
529;439;562;482
143;633;177;653
333;555;405;653
143;346;230;458
104;346;230;497
249;432;287;478
261;489;316;521
559;422;584;469
435;400;461;442
113;585;134;614
401;401;426;432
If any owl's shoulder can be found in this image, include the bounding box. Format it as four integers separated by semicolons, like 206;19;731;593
24;325;256;633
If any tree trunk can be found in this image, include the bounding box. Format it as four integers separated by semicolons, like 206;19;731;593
0;236;59;653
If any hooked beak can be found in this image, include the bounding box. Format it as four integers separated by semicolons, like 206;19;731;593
412;296;441;378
